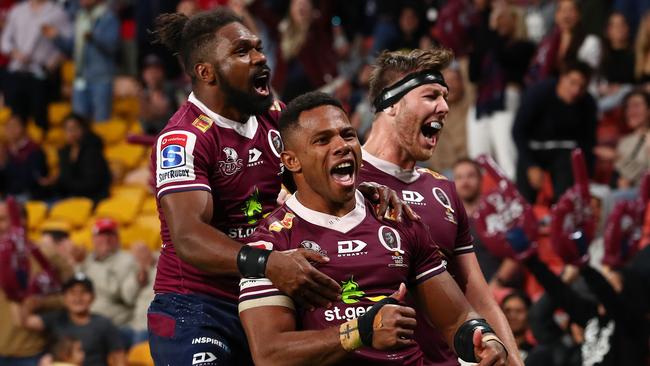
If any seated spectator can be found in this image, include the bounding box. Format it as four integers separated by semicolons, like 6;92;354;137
0;114;48;200
46;113;110;202
527;0;601;84
138;54;177;135
387;3;430;51
50;336;84;366
79;218;141;330
43;0;120;122
596;12;635;113
513;62;597;203
125;242;157;346
500;291;535;362
17;273;126;366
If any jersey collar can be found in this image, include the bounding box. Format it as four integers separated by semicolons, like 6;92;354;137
188;92;259;139
362;148;420;183
285;190;367;233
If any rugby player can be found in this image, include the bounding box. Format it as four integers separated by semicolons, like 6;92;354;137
148;9;410;365
238;92;508;365
360;49;523;366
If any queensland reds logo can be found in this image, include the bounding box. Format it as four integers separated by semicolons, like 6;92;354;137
378;226;404;254
218;147;243;176
300;240;327;256
268;130;283;158
484;193;524;235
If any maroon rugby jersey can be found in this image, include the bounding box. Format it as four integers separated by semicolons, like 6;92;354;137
359;150;474;366
151;93;284;301
239;190;447;366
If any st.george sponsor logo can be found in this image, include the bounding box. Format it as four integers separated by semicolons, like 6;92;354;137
325;304;373;321
227;226;257;239
402;190;425;205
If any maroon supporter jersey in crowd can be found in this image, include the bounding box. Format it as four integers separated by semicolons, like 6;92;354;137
238;190;447;366
151;93;284;301
359;150;474;366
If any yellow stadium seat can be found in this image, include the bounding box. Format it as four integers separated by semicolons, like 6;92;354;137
94;196;141;226
70;226;93;251
93;119;128;145
105;143;145;171
120;223;159;250
25;201;48;231
28;230;40;243
39;219;72;234
128;120;143;134
48;102;72;127
127;341;154;366
49;197;94;228
44;127;66;147
26;122;43;144
42;144;60;176
134;214;160;231
61;60;75;84
112;97;140;120
111;185;147;206
0;107;11;124
140;196;157;215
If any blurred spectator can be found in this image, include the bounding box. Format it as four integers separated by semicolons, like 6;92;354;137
527;0;601;84
594;90;650;189
0;0;71;131
522;0;556;44
46;114;110;202
79;218;140;329
614;0;650;35
125;242;156;345
0;200;72;366
597;12;635;113
50;336;84;366
17;273;126;366
427;66;470;175
468;3;535;180
138;54;177;135
634;11;650;83
44;0;120;122
38;223;78;280
386;3;429;51
453;158;522;288
273;0;338;101
433;0;475;57
0;115;49;200
501;291;535;363
513;62;597;203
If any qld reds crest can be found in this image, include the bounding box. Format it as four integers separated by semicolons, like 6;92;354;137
218;147;244;176
433;187;457;224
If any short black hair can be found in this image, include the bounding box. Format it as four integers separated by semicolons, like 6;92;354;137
501;290;532;309
559;61;593;81
278;91;345;146
153;8;242;81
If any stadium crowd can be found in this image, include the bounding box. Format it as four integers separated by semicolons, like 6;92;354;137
0;0;648;365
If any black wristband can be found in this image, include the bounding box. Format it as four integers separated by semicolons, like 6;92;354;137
358;297;399;346
453;318;496;363
237;245;272;278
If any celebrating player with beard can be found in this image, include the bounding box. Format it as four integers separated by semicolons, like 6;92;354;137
238;92;508;366
359;49;523;366
148;9;410;365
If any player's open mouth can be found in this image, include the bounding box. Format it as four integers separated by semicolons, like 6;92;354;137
330;160;356;188
253;71;270;97
421;121;443;146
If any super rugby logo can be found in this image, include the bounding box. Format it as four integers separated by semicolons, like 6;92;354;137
268;129;283;158
160;134;187;169
218;147;243;176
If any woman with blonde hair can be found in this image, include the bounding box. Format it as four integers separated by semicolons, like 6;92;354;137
634;11;650;82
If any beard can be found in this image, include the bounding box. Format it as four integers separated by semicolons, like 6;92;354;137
216;66;274;116
394;106;434;162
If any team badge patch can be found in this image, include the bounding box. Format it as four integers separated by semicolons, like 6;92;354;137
268;129;283;158
269;212;295;232
191;114;213;133
156;131;197;187
218;147;244;176
300;240;327;256
433;187;457;224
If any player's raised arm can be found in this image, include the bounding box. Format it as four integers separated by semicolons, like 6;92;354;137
239;282;415;366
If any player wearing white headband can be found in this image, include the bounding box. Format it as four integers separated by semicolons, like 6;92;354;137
360;48;524;366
